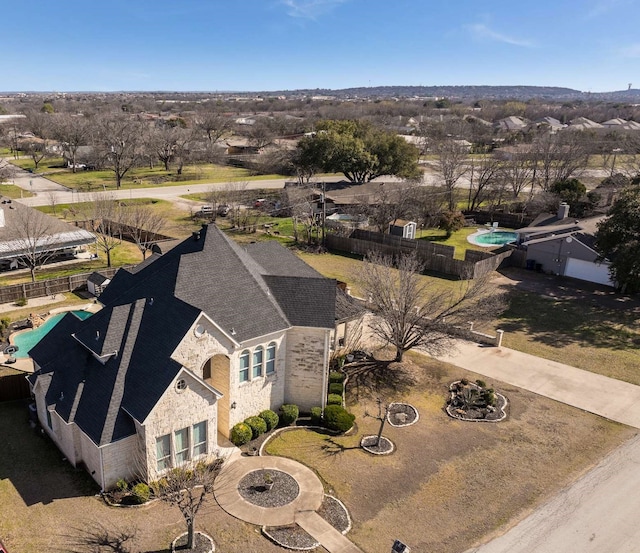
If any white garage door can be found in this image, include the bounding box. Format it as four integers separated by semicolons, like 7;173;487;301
564;257;614;287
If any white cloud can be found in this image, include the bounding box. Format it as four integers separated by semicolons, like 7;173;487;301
465;23;535;48
280;0;347;20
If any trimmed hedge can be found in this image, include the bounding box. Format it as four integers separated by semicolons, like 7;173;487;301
259;409;279;431
324;405;355;433
279;404;299;426
230;422;253;446
244;416;268;439
329;371;345;383
329;382;344;395
310;406;323;425
327;393;342;405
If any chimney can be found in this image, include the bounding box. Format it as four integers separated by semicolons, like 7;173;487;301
557;202;569;220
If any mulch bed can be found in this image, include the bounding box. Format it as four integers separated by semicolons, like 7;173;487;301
387;402;419;427
238;469;299;508
360;435;394;455
171;531;214;552
446;380;508;422
263;495;350;550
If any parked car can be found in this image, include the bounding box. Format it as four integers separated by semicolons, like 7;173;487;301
217;204;230;216
254;198;267;208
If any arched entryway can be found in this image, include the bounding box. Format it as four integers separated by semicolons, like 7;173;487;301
203;354;231;438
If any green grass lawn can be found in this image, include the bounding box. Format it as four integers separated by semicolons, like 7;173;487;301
417;226;488;259
9;159;286;191
0;184;34;199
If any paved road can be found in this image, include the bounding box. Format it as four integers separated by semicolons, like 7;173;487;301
464;433;640;553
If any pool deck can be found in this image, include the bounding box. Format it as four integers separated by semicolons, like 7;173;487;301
2;303;101;373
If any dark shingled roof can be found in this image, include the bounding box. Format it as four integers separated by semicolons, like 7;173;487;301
30;225;336;447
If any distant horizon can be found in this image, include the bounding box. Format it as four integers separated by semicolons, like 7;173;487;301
3;1;639;93
2;84;638;95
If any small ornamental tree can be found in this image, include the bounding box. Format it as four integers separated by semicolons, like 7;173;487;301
151;459;224;550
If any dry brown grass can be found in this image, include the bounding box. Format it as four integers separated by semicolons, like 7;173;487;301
0;401;290;553
265;352;633;553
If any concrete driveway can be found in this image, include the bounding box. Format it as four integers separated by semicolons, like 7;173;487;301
437;340;640;429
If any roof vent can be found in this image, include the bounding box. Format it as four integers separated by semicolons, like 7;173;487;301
149;297;154;306
231;327;236;336
95;331;100;341
192;231;201;241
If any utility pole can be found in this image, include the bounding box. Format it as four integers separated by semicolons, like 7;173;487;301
321;181;327;247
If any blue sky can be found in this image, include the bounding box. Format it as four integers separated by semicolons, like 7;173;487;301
2;0;639;92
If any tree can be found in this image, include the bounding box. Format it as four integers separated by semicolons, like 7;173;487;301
52;114;89;172
22;139;49;170
550;178;586;207
83;193;123;268
595;188;640;292
467;154;501;211
9;205;58;282
439;210;465;238
122;204;166;260
294;120;420;183
435;139;469;211
150;459;223;551
358;252;504;361
95;114;143;188
530;132;588;192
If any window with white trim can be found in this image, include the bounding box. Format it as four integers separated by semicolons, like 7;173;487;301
239;350;250;382
266;343;276;375
156;434;171;471
174;427;190;464
252;346;263;378
193;421;207;457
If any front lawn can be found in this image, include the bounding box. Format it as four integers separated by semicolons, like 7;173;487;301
265;352;632;553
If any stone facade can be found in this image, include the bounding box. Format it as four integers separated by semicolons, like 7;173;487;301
141;370;219;483
284;326;330;411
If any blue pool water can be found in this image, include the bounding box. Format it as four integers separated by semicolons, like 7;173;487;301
13;310;92;358
473;231;518;246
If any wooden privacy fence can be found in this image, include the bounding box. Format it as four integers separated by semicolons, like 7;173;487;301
0;266;128;305
0;373;30;401
326;231;514;279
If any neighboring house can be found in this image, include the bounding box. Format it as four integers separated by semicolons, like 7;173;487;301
517;203;614;287
494;116;528;132
0;199;95;271
566;117;603;131
389;219;417;239
27;225;337;490
531;116;566;133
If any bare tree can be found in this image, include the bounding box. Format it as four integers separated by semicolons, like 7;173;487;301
22;139;49;170
121;204;166;259
365;181;420;234
9;206;58;282
94;114;144;188
435;139;469;211
530;132;589;191
195;112;230;145
467;154;501;211
83;193;123;267
46;191;59;216
358;252;505;362
150;458;224;551
52;114;89;172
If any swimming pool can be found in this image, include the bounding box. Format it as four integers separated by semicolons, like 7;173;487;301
12;310;92;358
469;230;518;247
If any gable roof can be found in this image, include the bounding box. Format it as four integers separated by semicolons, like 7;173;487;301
29;225;336;446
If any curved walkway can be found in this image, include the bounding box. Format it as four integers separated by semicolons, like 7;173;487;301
214;455;363;552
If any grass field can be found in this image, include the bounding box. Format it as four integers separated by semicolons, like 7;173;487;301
8;158;285;190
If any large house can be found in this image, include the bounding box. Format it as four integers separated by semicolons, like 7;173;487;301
28;225;337;490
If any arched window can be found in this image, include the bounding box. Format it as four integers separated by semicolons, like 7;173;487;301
266;342;276;375
239;350;250;383
252;346;263;378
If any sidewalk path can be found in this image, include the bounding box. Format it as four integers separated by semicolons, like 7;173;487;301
214;455;363;552
437;341;640;429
